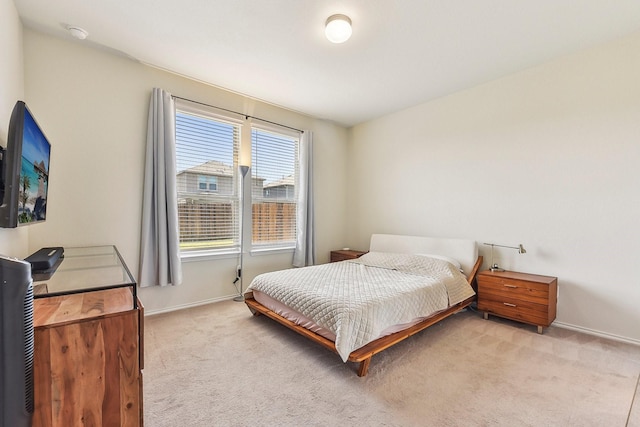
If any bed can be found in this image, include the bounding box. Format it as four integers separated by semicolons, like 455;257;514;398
243;234;483;376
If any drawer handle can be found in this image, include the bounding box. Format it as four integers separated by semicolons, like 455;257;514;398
503;302;517;307
503;284;518;288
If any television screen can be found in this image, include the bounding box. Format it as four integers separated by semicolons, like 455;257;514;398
0;101;51;228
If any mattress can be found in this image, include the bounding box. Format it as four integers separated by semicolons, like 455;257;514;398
246;251;475;361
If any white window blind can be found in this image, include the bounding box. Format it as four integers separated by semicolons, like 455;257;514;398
251;126;299;248
175;105;241;253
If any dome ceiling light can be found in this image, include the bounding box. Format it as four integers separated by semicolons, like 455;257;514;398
325;14;352;43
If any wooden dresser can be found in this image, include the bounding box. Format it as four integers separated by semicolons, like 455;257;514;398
330;249;367;262
31;246;143;427
33;289;143;426
476;269;557;333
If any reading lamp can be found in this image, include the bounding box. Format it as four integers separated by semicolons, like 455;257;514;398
233;165;251;301
483;243;526;272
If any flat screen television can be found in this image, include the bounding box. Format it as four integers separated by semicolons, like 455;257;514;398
0;101;51;228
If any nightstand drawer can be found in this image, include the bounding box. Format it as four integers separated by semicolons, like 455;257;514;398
478;274;550;293
477;279;549;305
478;299;551;326
478;294;549;324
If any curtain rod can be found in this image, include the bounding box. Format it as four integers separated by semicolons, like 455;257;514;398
171;95;304;134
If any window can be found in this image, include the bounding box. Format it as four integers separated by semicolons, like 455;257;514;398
251;126;299;249
174;100;300;255
198;175;218;192
175;102;242;253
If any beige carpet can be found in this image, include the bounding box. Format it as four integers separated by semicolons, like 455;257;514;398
143;300;640;426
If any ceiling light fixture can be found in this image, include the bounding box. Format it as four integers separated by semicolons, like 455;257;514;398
67;26;89;40
325;14;352;43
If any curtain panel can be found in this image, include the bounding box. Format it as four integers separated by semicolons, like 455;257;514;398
139;88;183;287
293;131;315;267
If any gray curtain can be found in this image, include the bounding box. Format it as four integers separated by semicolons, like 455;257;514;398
293;131;315;267
139;88;182;287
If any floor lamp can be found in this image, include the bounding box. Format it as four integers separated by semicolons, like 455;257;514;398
233;165;250;302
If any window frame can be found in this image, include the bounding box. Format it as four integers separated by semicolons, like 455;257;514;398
197;175;218;192
174;100;244;259
249;123;300;252
174;101;301;259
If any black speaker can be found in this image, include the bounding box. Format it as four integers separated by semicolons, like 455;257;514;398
0;255;34;427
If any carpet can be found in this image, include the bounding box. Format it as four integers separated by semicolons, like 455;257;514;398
143;300;640;426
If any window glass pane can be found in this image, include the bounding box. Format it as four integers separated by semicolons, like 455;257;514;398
251;128;298;247
175;109;240;252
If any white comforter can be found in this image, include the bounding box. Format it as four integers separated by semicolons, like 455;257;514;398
246;252;475;362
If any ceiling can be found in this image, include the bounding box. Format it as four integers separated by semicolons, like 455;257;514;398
14;0;640;127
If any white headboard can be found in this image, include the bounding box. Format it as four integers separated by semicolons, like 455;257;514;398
369;234;478;279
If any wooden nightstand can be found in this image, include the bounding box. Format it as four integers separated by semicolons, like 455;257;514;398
476;270;557;334
330;249;367;262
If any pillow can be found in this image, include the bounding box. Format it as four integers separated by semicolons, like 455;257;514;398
416;253;463;272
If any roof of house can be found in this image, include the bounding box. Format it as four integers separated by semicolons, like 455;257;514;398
264;175;294;188
179;161;268;183
178;160;233;177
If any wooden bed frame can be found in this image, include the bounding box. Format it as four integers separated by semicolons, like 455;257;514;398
244;234;483;376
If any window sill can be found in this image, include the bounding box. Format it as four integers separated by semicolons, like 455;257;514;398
179;246;294;262
250;246;295;257
180;249;239;263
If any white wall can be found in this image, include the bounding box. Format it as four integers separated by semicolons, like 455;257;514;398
348;31;640;343
22;29;349;313
0;0;29;257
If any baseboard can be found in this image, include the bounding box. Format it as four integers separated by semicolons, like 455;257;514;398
553;321;640;347
144;295;238;316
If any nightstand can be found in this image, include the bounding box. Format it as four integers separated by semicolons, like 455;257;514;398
476;269;557;334
330;249;367;262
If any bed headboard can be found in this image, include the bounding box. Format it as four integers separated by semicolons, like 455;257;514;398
369;234;478;279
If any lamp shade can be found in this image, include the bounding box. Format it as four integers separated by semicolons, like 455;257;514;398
325;14;352;43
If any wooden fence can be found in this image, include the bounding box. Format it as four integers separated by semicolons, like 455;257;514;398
178;200;234;243
178;199;295;245
252;201;296;244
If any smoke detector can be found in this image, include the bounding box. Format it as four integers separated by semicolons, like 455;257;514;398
67;26;89;40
